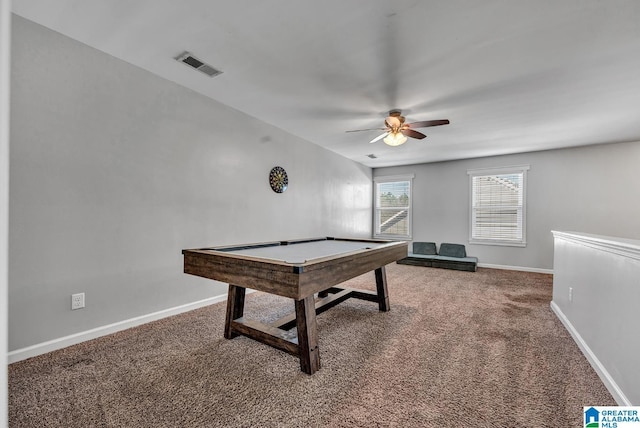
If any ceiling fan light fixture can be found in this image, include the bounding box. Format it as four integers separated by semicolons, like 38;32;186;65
383;132;407;146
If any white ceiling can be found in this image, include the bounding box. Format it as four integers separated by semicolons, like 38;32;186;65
12;0;640;167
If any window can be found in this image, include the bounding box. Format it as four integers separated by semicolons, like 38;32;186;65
374;175;414;239
468;165;529;246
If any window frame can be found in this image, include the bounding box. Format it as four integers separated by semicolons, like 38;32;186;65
373;174;414;240
467;165;529;247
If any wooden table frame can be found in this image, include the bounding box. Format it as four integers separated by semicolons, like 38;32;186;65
183;237;407;374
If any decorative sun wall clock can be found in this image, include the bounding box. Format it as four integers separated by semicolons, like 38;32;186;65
269;166;288;193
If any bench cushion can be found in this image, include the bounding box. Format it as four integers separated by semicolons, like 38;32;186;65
396;256;434;267
432;256;478;272
397;242;477;272
438;243;467;258
434;255;478;263
413;242;437;255
406;253;438;260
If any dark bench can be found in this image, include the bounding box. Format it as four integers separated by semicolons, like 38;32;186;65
397;242;478;272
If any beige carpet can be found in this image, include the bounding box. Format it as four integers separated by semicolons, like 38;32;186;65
9;264;615;427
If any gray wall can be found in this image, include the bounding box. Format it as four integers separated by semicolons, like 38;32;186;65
374;140;640;270
9;16;372;351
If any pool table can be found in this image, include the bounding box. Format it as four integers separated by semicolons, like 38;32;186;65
182;237;407;374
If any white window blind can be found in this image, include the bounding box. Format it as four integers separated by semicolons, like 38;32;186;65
468;166;529;246
374;176;413;239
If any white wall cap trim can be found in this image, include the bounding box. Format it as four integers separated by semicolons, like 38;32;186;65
552;230;640;262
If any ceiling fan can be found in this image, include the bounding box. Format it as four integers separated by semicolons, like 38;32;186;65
346;110;450;146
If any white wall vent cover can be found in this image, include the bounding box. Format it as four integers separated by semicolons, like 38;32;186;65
176;52;223;77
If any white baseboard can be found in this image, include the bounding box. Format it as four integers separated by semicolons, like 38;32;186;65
478;263;553;274
8;292;235;364
550;301;630;406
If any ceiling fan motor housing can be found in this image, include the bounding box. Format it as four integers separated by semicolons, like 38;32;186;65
386;110;405;131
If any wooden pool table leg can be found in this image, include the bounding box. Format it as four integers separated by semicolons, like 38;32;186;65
374;266;390;312
224;284;245;339
295;295;321;374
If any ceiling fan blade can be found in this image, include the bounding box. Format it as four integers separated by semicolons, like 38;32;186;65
345;127;387;133
402;129;427;139
369;132;389;143
406;119;450;128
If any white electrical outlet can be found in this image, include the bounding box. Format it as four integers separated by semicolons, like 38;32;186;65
569;287;573;302
71;292;85;310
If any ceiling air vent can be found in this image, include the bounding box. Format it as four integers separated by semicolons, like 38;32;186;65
176;52;223;77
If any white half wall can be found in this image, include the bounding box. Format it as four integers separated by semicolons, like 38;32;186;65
551;231;640;405
373;141;640;270
9;16;372;353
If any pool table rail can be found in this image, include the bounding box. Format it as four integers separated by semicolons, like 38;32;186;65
182;238;407;300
